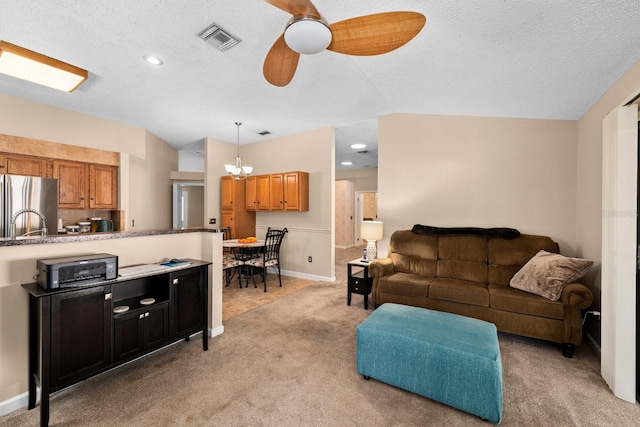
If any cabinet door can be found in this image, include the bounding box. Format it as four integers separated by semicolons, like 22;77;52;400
0;153;49;177
269;173;284;210
170;268;205;339
114;310;144;362
114;303;168;362
283;172;309;211
244;176;257;211
89;164;118;209
144;303;169;349
52;160;87;209
51;286;112;388
221;176;235;209
256;174;270;210
221;211;233;231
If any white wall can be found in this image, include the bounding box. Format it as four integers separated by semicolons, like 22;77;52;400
377;113;579;256
335;168;378;191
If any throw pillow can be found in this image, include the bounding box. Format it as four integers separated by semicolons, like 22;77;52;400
509;250;593;301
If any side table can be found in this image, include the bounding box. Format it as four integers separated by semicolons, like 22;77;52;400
347;258;373;309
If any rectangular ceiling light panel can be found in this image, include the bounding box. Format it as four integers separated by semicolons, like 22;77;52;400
0;41;88;92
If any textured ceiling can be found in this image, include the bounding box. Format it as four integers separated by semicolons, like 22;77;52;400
1;1;639;171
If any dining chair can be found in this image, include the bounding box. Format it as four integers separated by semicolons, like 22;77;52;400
244;227;288;292
221;227;243;287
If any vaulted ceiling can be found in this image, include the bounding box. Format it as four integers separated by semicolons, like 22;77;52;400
1;1;639;170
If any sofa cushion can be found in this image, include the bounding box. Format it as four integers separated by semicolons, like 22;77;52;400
428;278;489;307
378;272;432;298
391;253;436;276
488;234;560;285
509;250;593;301
488;284;564;319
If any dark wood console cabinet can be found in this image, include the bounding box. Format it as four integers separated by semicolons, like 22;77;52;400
22;261;210;427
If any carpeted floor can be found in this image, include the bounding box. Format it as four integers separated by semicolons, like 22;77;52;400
3;248;640;426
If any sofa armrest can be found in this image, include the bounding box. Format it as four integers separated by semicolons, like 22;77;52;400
560;282;593;310
369;258;394;279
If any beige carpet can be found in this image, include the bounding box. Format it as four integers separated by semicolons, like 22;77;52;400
3;248;640;426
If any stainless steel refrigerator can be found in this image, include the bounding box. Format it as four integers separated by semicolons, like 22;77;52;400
0;174;58;238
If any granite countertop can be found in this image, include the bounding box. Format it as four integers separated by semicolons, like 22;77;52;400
0;227;225;247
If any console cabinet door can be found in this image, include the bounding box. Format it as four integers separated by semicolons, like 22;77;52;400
170;268;204;339
50;286;112;389
114;303;169;362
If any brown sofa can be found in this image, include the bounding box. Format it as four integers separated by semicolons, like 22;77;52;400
369;227;593;357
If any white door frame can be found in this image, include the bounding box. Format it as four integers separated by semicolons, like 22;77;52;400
601;103;638;403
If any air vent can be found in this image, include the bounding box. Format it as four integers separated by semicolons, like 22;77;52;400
258;130;272;136
357;150;369;154
197;22;241;51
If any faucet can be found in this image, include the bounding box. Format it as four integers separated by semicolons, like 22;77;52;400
11;208;47;240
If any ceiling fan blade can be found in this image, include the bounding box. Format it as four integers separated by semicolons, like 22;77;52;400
265;0;322;19
263;34;300;87
327;12;426;56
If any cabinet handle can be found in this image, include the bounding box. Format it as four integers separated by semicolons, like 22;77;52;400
144;312;149;317
139;314;144;319
173;278;179;285
105;293;112;300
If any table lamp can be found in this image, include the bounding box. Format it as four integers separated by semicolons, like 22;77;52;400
361;220;384;260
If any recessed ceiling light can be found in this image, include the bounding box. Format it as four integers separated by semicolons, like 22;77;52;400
341;161;353;166
143;55;163;66
350;143;366;149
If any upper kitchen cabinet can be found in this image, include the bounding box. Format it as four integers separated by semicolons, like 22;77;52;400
53;160;88;209
89;164;118;209
53;160;118;210
269;171;309;211
0;152;50;177
245;175;270;211
220;176;256;238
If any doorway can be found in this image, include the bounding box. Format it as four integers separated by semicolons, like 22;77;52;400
173;182;204;229
354;191;378;246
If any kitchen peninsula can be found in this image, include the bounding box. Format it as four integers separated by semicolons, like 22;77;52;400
0;228;224;418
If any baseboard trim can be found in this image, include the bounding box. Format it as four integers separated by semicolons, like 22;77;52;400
209;325;224;338
0;388;39;417
584;331;601;359
281;269;334;282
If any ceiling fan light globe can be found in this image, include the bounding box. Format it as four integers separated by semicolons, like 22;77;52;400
284;19;332;55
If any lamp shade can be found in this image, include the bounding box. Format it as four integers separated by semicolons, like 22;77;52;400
361;221;384;241
0;41;87;92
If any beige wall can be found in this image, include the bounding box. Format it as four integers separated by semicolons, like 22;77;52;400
576;58;640;344
377;113;579;256
335;168;378;191
0;93;178;231
244;127;335;280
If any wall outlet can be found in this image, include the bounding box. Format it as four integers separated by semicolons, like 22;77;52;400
131;219;135;227
209;218;216;224
308;256;312;263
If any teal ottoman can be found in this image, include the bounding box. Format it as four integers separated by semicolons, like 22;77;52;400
356;303;503;424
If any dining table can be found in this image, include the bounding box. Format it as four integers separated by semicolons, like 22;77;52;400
222;239;266;287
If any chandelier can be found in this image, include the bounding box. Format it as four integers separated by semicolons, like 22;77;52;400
224;122;253;181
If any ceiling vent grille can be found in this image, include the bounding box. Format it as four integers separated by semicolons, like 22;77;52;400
197;22;241;51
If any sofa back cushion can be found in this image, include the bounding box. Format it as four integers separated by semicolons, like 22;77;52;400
487;234;559;286
437;235;488;283
389;230;437;276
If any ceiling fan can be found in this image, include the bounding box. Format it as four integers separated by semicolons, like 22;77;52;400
263;0;426;87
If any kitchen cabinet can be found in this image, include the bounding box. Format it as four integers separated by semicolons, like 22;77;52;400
52;159;88;209
89;164;118;209
23;261;210;427
245;174;270;211
0;152;50;177
269;171;309;211
220;176;256;238
53;160;118;210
